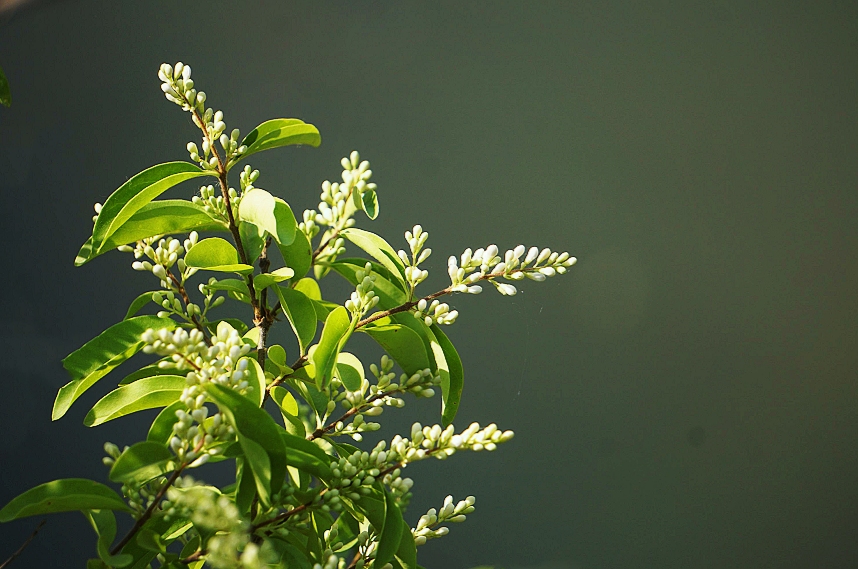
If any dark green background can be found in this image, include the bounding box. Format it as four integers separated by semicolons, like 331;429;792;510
1;1;856;568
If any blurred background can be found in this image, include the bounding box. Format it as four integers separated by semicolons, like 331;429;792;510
1;1;856;568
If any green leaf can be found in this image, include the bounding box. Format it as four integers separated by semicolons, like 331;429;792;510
91;163;212;255
206;278;251;304
294;277;322;300
375;490;405;568
239;221;266;265
275;286;318;356
393;516;418;569
237;119;321;163
253;267;296;291
205;383;288;505
119;363;175;385
271;386;305;437
109;441;175;485
335;352;364;392
361;324;430;376
268;344;287;368
0;64;10;107
123;292;158;320
278;229;313;280
147;401;185;443
84;509;134;567
206;318;249;336
76;200;228;266
184;237;253;274
84;375;185;427
238;188;297;246
235;458;256;516
53;315;177;421
339;228;407;287
360;187;379;220
331;258;408;305
312;306;352;390
240;356;267;407
0;479;131;522
280;432;333;480
429;325;464;426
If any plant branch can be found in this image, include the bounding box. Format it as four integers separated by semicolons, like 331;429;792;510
167;272;211;344
110;463;187;555
0;520;45;569
311;229;340;262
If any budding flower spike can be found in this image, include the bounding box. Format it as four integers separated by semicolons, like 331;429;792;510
1;59;577;569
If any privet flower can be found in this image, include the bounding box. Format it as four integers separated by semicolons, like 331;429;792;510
412;495;476;545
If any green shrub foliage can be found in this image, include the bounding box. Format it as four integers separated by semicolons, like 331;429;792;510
0;62;576;569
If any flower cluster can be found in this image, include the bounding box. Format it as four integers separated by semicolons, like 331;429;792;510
398;224;431;293
330;356;439;440
300;152;377;268
413;297;458;326
344;262;380;317
125;232;199;287
165;483;269;569
412;495;476;546
448;244;577;296
159;62;246;168
141;322;253;462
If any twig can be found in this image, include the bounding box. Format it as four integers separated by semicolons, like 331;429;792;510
0;520;45;569
110;464;187;555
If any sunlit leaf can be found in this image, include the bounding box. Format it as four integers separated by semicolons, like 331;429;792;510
238;188;297;246
270;386;305;437
429;325;464;426
84;375;185;427
206;278;251;304
361;323;430;376
184;237;253;274
109;441;175;485
335;352;364;392
53;316;177;421
331;258;408;305
76;200;227;265
0;479;131;522
237;119;321;163
278;229;313;280
275;286;317;356
147;401;185;444
91;163;213;255
339;228;407;287
312;306;352;390
253;267;295;291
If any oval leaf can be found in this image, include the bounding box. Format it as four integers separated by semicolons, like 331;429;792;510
253;267;296;292
124;292;158;320
109;441;175;485
278;229;313;280
375;490;405;568
0;479;131;522
428;325;464;427
84;375;186;427
54;316;177;421
271;387;305;438
91;163;212;254
331;258;408;306
361;324;430;376
205;383;288;506
335;352;364;392
238;189;297;246
184;237;253;274
237;119;321;162
77;200;228;266
339;228;407;287
312;307;352;390
275;286;318;356
280;432;333;480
